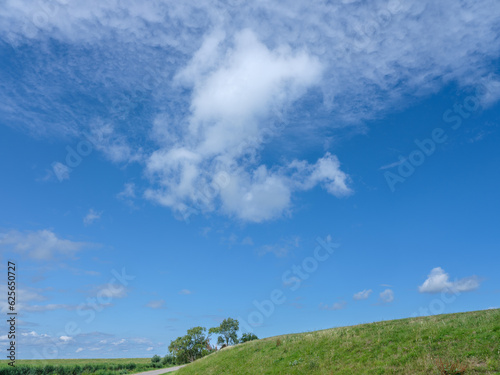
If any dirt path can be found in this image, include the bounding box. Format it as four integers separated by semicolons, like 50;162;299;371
131;366;186;375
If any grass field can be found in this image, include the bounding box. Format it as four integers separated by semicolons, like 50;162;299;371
0;357;172;375
0;359;152;368
174;309;500;374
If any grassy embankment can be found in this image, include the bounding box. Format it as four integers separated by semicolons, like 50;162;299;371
175;309;500;375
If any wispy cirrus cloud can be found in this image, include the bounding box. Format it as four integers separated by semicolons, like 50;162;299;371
319;301;347;311
0;229;98;260
258;236;301;258
146;299;166;309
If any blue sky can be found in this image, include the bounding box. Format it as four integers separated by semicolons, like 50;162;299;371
0;0;499;360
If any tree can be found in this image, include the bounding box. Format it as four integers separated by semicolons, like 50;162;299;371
168;326;211;364
209;317;239;347
240;332;259;343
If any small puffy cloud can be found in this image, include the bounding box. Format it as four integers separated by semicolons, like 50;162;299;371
418;267;480;293
51;162;71;181
146;300;165;309
179;289;192;295
60;336;73;342
146;347;154;351
290;153;352;198
117;183;136;199
83;209;102;226
379;289;394;304
0;229;95;260
76;348;84;353
319;301;346;310
353;289;372;301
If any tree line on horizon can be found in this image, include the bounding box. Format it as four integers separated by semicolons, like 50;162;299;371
151;318;258;366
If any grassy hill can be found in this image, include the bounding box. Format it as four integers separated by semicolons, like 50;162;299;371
175;309;500;374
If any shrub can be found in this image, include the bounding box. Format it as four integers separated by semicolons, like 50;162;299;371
276;338;282;347
240;333;259;343
125;363;136;371
162;354;176;366
151;354;161;364
436;358;467;375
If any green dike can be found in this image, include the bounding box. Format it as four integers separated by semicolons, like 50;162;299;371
175;309;500;375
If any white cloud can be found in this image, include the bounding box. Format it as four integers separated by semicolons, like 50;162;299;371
117;183;136;199
23;304;76;312
146;347;154;351
60;336;73;342
181;29;323;146
379;158;407;170
418;267;480;293
0;229;95;260
241;237;253;245
112;339;126;346
179;289;192;295
94;283;128;300
379;289;394;303
319;301;346;310
0;285;55;313
353;289;372;300
76;348;84;353
258;236;300;258
1;1;500;222
146;300;165;309
51;162;71;181
22;331;49;338
144;29;342;222
83;209;102;226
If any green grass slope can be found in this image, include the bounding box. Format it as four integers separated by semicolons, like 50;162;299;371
176;309;500;375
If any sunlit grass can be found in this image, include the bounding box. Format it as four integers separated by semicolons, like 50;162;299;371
175;309;500;374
